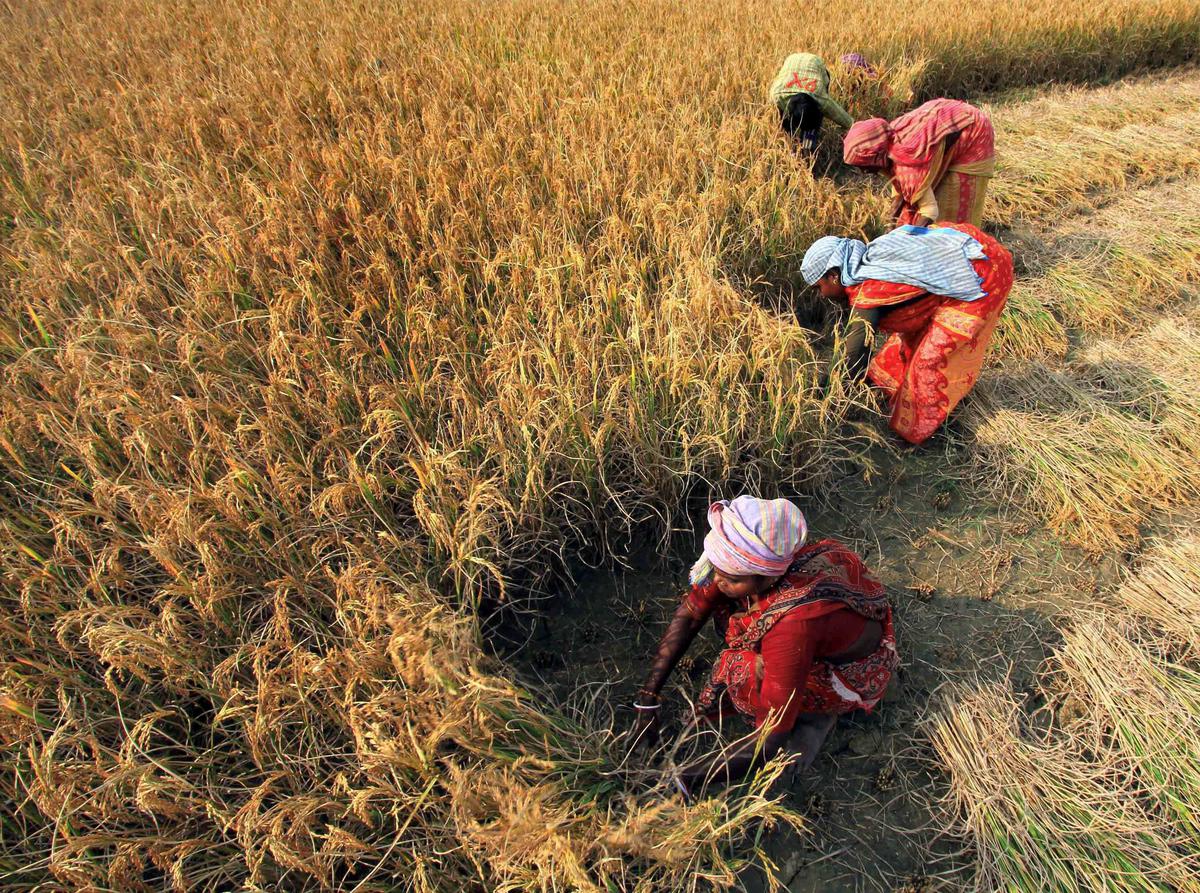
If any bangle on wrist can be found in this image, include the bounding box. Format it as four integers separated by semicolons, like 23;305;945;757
633;702;661;710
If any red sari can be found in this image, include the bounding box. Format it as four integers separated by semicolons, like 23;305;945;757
692;540;897;730
889;99;995;227
850;223;1013;445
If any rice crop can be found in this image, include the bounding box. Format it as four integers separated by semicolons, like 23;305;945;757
1055;617;1200;844
1111;532;1200;656
0;561;804;890
3;0;1200;888
965;364;1200;549
928;682;1198;893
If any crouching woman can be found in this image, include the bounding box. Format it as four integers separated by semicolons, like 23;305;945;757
801;223;1014;445
631;496;896;794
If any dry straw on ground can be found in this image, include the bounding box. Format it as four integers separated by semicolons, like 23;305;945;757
3;0;1200;888
964;170;1200;550
987;72;1200;226
966;362;1200;549
1055;617;1200;845
1114;532;1200;652
929;682;1200;893
933;564;1200;892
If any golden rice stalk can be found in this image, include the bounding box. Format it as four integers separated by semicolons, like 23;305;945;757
929;682;1199;893
1055;616;1200;843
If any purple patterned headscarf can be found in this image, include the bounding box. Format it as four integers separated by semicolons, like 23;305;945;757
689;496;808;585
840;53;878;77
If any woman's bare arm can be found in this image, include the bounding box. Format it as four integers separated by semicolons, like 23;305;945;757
638;602;706;699
843;306;880;378
629;602;708;750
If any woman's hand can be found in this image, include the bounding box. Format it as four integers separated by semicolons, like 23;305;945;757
629;706;662;752
629;689;663;753
889;193;905;222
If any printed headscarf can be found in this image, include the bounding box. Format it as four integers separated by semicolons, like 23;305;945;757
800;225;988;302
689;496;808;586
801;235;867;287
839;53;878;77
843;117;891;168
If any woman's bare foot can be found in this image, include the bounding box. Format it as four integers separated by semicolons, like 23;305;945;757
788;713;837;775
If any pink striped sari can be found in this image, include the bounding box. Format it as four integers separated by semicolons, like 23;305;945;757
846;99;995;226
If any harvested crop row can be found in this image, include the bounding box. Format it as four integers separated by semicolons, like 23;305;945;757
1038;180;1200;332
965;362;1200;549
933;533;1200;892
989;178;1200;360
928;682;1198;893
970;306;1200;547
964;174;1200;549
988;70;1200;226
1055;617;1200;846
1112;531;1200;652
967;316;1200;549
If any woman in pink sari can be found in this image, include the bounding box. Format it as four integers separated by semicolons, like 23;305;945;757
844;98;995;227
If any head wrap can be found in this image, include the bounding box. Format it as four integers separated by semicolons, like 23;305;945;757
802;225;988;301
843;118;891;168
839;53;878;77
801;235;868;286
689;496;808;585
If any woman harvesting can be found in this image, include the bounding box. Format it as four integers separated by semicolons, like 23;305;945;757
844;98;995;227
802;223;1014;445
769;53;855;151
632;497;896;793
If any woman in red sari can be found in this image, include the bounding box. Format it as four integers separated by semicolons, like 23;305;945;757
802;223;1014;445
844;99;995;227
631;497;896;793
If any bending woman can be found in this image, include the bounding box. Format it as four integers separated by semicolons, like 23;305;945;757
844;99;995;227
769;53;855;151
802;223;1014;445
632;497;896;793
